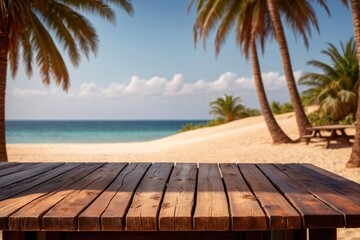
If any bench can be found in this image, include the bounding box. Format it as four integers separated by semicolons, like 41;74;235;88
0;162;359;240
302;125;355;148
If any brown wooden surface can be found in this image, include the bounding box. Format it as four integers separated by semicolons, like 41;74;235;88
239;164;301;230
276;164;360;227
79;163;150;231
126;163;173;231
159;163;197;231
194;163;230;230
0;163;63;189
0;163;82;202
0;162;359;234
8;163;104;230
257;164;343;228
289;164;360;202
220;163;267;230
42;163;126;231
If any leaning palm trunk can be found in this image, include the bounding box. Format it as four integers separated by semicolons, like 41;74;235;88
0;23;9;162
250;40;293;144
266;0;311;137
347;0;360;168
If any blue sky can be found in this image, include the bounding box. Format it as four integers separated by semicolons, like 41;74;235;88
6;1;355;120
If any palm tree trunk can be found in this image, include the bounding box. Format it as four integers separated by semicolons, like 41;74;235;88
347;0;360;168
250;40;293;144
266;0;311;137
0;23;9;162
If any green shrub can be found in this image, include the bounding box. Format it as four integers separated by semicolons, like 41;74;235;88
307;111;355;126
338;114;355;125
242;108;261;117
208;119;225;126
307;112;334;126
271;101;293;114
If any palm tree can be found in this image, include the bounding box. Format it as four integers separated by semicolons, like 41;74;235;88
210;94;246;122
0;0;133;161
190;0;293;144
190;0;328;142
342;0;360;168
265;0;330;137
299;38;358;122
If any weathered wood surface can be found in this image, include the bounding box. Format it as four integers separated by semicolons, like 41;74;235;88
220;163;267;230
239;164;301;230
257;164;343;228
194;163;230;230
79;163;150;231
276;164;360;227
126;163;173;230
159;163;197;231
0;162;358;232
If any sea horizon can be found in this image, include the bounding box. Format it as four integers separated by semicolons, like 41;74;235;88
5;119;208;144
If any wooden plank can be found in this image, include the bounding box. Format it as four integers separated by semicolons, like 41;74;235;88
257;164;343;228
0;163;63;189
41;163;127;231
0;163;104;230
126;163;173;231
0;163;41;178
159;163;197;231
0;162;21;171
290;164;360;200
220;163;267;231
238;164;301;230
78;163;150;231
0;163;83;201
193;163;230;231
308;229;336;240
276;164;360;227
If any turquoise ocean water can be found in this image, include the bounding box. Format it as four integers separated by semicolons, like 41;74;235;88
6;120;207;144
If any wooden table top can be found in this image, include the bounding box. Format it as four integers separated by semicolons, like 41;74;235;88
0;162;359;232
307;125;355;130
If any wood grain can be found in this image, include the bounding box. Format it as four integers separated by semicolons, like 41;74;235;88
0;163;63;189
78;163;150;231
42;163;126;231
257;164;343;228
159;163;197;231
239;164;301;230
126;163;173;231
0;163;82;201
220;163;267;231
276;164;360;228
0;163;39;177
0;163;104;230
7;163;104;231
194;163;229;231
289;164;360;202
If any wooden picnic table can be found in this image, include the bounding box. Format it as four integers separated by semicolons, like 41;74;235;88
304;125;355;148
0;162;359;240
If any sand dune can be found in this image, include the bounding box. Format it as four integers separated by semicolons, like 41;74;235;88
7;112;360;239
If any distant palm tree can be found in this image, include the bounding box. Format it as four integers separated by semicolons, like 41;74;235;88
299;38;358;121
342;0;360;168
0;0;133;161
210;94;246;122
190;0;293;144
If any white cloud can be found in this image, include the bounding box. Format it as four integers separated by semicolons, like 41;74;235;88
12;89;48;96
12;71;302;99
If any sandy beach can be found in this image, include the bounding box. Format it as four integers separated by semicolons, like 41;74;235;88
7;112;360;239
